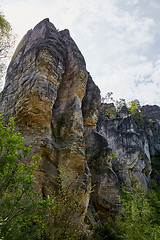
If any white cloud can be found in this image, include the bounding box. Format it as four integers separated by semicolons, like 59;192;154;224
126;0;139;5
1;0;81;42
98;56;160;105
71;0;159;105
2;0;50;40
1;0;160;106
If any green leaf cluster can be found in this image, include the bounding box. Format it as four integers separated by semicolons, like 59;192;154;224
115;186;160;240
0;116;51;239
101;92;126;119
127;100;145;126
45;165;92;240
90;184;160;240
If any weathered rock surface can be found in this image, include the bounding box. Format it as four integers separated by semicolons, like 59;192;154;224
142;105;160;155
97;105;152;190
0;19;88;223
82;74;101;134
0;19;121;224
1;18;160;226
142;105;160;185
85;131;121;216
82;76;121;215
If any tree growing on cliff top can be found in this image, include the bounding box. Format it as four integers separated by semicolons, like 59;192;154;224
102;92;126;112
127;99;145;126
102;93;146;127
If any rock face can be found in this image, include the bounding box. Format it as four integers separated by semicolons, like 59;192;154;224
142;105;160;155
142;105;160;186
97;105;152;190
1;18;160;225
0;19;121;224
85;131;121;216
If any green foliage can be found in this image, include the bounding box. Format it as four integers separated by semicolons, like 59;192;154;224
101;103;116;120
0;11;10;31
149;181;160;226
102;94;146;127
0;115;51;239
115;187;160;240
127;99;140;113
149;194;160;224
0;9;13;57
45;165;92;240
89;184;160;240
148;118;154;126
128;99;140;117
127;99;144;126
90;220;120;240
150;152;160;174
102;92;126;113
111;152;117;158
151;155;157;169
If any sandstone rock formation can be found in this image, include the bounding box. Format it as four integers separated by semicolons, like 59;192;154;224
97;105;152;190
1;18;160;226
0;19;121;225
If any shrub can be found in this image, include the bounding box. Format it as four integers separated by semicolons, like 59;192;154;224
115;186;160;240
0;116;50;239
45;164;92;240
127;100;144;126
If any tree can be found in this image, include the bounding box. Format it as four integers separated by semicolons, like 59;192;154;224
115;187;160;240
127;99;140;115
101;92;126;120
102;92;126;112
0;8;15;89
44;163;92;240
127;99;144;126
0;115;50;239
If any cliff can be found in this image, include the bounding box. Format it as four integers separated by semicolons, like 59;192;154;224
0;19;160;226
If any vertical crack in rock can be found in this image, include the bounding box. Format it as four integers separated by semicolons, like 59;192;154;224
50;29;91;224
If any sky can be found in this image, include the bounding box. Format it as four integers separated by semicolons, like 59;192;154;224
1;0;160;106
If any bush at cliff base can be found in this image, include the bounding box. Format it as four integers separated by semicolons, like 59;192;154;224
115;186;160;240
0;115;52;239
